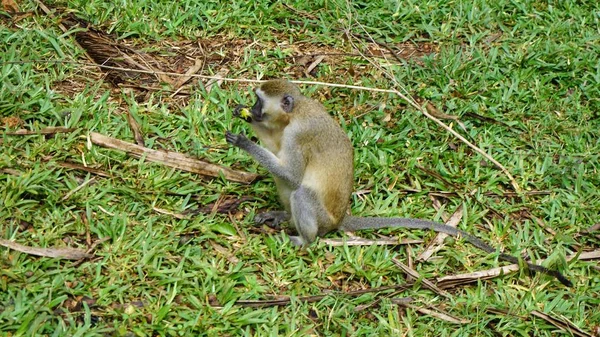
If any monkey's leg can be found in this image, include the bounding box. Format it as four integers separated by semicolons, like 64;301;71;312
289;187;325;247
254;211;290;228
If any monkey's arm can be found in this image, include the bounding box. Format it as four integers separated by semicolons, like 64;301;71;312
340;216;571;287
225;131;302;188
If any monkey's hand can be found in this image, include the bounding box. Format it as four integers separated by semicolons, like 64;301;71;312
233;104;253;122
225;131;250;147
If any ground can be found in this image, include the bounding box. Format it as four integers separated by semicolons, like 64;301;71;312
1;0;599;336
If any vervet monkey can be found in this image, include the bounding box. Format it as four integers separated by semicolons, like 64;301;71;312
225;79;571;287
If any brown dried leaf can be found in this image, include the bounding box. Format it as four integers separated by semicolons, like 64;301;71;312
126;111;145;146
530;310;591;337
581;223;600;240
205;67;230;94
417;205;463;262
586;223;600;232
89;132;258;183
401;303;471;324
2;116;23;128
194;196;252;215
6;127;76;135
2;0;18;12
210;241;239;264
391;257;450;298
153;207;187;220
425;101;466;131
304;55;325;77
567;250;600;261
207;294;221;307
1;168;20;176
322;237;422;247
0;238;92;260
436;264;520;288
54;161;111;178
172;58;204;90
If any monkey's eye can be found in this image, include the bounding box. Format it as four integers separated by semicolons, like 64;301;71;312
281;94;294;113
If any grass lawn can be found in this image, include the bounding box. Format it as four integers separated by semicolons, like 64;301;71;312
1;0;599;335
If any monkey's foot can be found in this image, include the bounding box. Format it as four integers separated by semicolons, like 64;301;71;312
254;211;290;228
288;235;305;247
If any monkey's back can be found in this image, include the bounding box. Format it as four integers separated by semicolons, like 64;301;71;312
293;98;354;232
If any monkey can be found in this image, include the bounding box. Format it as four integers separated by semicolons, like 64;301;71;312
225;79;571;287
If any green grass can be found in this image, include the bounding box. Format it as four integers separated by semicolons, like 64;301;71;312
2;0;600;335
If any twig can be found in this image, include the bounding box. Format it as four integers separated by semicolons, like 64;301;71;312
61;176;96;201
233;283;413;308
86;236;110;254
1;60;398;92
205;67;230;93
354;291;408;312
391;258;450;298
52;160;112;178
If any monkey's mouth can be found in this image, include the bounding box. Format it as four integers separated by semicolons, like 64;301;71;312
250;97;264;122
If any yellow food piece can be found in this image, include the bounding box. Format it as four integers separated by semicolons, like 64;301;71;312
240;108;251;119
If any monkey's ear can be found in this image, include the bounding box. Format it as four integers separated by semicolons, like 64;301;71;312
281;94;294;113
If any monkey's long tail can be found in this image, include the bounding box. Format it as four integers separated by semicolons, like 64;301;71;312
340;216;572;287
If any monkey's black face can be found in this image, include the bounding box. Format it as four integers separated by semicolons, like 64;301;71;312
250;95;264;122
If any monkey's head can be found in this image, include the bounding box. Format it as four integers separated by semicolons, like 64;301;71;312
248;79;301;126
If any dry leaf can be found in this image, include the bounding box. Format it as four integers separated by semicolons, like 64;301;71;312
126;111;145;146
205;67;230;93
172;58;204;90
392;257;450;298
2;116;23;128
153;207;187;220
210;241;239;264
193;196;252;215
53;161;111;178
530;310;591;337
6;127;76;135
322;237;422;247
437;264;521;288
417;205;463;261
0;238;92;260
401;303;471;324
304;55;325;77
2;0;19;12
89;132;258;183
567;250;600;261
